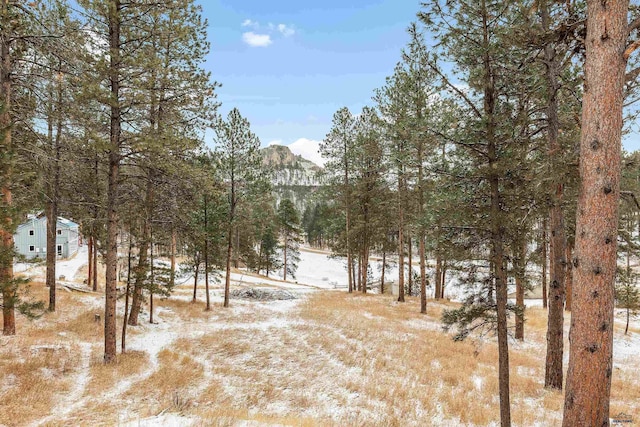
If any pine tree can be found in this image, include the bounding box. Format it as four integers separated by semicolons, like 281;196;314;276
277;199;302;280
320;108;356;292
1;0;55;334
215;108;262;308
418;1;544;423
563;1;632;424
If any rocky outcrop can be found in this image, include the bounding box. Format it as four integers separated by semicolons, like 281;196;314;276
260;145;324;212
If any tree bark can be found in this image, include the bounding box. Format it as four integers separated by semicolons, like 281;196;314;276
441;260;447;299
361;248;368;294
482;1;510;423
541;218;548;309
204;196;211;311
397;202;405;303
170;228;176;287
149;232;154;323
542;0;566;390
92;238;98;291
46;75;62;311
515;238;526;341
435;254;442;300
128;176;154;326
1;0;15;336
563;1;627;424
224;225;232;308
104;0;122;364
192;252;199;303
122;233;133;353
419;235;427;313
46;203;57;311
407;235;413;296
565;243;573;311
345;137;353;294
625;248;630;335
87;236;93;290
283;232;288;281
356;254;361;292
380;250;386;294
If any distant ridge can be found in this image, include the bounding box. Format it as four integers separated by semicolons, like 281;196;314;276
260;144;324;211
261;144;322;171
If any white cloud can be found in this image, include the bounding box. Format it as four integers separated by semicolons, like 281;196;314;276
288;138;325;167
242;32;272;47
277;24;295;37
267;139;283;146
241;19;255;27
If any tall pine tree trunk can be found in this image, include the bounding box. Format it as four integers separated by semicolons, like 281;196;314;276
104;0;122;363
149;232;154;323
46;203;57;307
92;156;99;292
565;243;573;311
360;247;369;294
515;237;526;341
397;189;405;303
419;235;427;313
435;254;442;300
170;228;176;287
1;0;15;336
356;254;361;292
87;236;93;289
192;253;199;303
224;225;232;308
46;80;62;311
563;1;627;423
441;261;446;299
482;1;510;422
407;235;413;296
541;218;548;309
283;233;288;281
92;239;98;291
128;176;154;326
625;248;630;335
380;250;386;294
204;196;210;311
542;0;566;390
122;233;133;352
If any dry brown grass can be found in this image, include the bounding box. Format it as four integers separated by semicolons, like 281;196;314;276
84;349;148;396
124;346;204;411
0;347;78;426
3;277;639;426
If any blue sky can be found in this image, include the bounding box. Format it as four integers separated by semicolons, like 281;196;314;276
200;1;640;164
199;0;420;164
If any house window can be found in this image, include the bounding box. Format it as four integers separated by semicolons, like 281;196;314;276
29;245;35;252
57;229;62;235
29;230;34;236
57;245;62;256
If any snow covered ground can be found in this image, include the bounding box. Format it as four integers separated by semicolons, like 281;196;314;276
14;245;88;282
5;244;639;427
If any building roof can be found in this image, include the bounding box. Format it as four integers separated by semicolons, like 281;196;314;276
16;215;79;231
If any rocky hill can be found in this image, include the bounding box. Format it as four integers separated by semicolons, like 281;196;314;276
260;144;324;212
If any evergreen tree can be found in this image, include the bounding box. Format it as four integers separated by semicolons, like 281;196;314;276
320;107;356;292
215;108;262;308
277;198;302;280
563;1;634;424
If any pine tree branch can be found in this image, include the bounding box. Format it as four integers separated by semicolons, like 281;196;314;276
621;191;640;210
624;39;640;61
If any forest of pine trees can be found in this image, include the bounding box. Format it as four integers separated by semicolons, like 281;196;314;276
1;1;640;426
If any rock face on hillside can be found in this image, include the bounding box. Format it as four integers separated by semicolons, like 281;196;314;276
260;144;324;212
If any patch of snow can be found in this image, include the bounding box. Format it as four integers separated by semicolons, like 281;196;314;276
56;246;89;281
472;375;483;391
120;413;195;427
